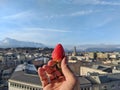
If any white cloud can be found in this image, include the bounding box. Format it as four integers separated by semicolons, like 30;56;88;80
70;10;94;16
71;0;120;6
0;10;37;27
96;1;120;5
1;10;34;20
44;10;96;19
23;27;72;33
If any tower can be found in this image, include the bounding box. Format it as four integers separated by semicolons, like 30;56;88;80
72;46;77;56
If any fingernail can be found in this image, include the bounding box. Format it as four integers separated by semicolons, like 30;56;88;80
64;57;68;65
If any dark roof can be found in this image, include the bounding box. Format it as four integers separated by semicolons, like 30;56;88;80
78;76;91;85
98;75;110;83
86;75;110;84
9;71;41;86
86;77;98;84
115;65;120;70
92;65;112;73
87;74;120;84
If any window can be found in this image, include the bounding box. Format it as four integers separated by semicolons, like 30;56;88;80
30;87;32;90
16;84;19;87
118;83;120;88
19;84;21;88
111;85;115;89
24;86;26;89
81;88;84;90
27;86;29;89
14;83;17;87
102;85;107;90
88;87;90;90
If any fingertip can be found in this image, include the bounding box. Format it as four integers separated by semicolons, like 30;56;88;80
38;67;45;76
38;67;41;71
47;60;53;66
38;67;42;74
61;57;67;66
61;57;75;81
43;65;47;69
48;60;56;66
38;67;44;71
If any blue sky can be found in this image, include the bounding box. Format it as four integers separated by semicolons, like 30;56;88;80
0;0;120;45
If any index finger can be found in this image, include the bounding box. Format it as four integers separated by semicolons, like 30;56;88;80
47;60;56;66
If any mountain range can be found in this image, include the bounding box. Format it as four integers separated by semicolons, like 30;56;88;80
66;44;120;52
0;38;120;52
0;38;45;48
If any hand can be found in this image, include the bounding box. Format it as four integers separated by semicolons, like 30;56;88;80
38;57;76;90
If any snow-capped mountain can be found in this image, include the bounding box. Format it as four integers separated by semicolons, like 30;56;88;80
0;38;45;48
1;38;120;52
64;44;120;52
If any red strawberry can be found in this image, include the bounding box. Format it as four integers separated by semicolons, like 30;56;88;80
52;44;65;73
52;44;65;62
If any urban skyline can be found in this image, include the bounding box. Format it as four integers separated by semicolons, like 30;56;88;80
0;0;120;45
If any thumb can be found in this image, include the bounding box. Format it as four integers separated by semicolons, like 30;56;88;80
61;57;76;82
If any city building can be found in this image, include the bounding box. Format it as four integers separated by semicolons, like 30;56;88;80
2;53;17;68
78;76;92;90
87;73;120;90
8;63;42;90
97;52;108;60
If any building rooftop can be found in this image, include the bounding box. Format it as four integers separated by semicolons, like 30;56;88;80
10;71;41;86
9;63;41;86
87;73;120;84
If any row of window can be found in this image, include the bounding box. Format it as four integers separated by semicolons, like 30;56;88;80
10;82;42;90
102;84;120;90
80;87;91;90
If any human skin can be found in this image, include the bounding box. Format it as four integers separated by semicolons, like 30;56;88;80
38;57;76;90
